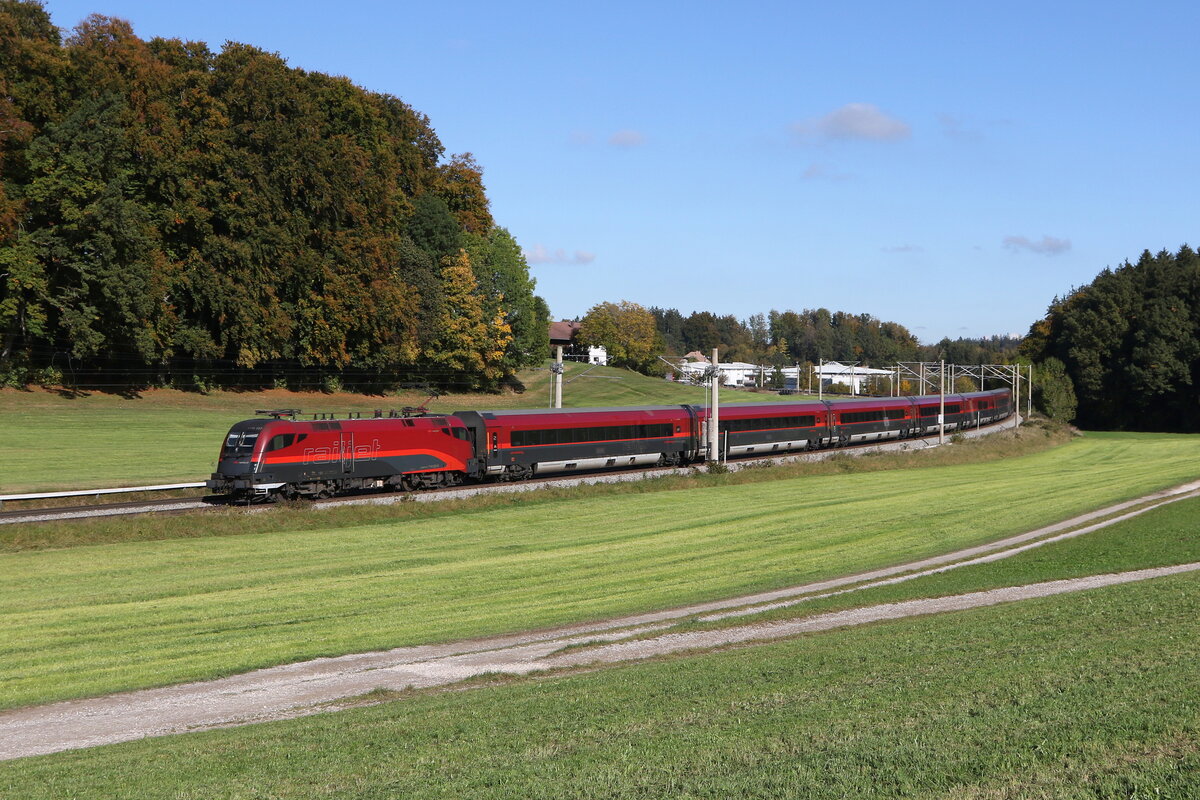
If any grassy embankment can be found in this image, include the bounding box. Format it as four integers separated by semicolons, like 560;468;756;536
2;494;1197;797
1;430;1197;711
0;361;802;494
571;468;1200;643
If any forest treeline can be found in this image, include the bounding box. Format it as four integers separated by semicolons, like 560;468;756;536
652;307;1020;367
573;300;1021;375
1022;245;1200;431
0;0;548;391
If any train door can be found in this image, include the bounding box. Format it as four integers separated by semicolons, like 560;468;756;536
450;410;492;479
340;432;355;473
682;405;700;461
820;399;836;446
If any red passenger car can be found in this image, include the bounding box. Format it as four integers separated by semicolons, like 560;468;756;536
453;405;698;480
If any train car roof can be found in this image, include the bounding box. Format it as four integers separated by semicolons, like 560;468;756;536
242;414;460;427
456;405;687;419
714;401;825;415
824;396;914;409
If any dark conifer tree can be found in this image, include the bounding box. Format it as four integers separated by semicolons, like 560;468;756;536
1023;245;1200;430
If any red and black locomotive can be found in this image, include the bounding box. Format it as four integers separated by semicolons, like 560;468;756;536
207;389;1013;501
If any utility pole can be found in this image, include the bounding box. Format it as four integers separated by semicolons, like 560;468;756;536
1013;364;1020;424
709;348;720;462
939;359;946;445
551;346;564;408
818;358;824;401
1027;363;1033;418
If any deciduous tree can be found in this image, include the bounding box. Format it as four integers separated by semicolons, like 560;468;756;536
578;300;662;373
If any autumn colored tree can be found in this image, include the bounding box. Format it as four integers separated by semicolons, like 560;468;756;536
433;153;493;234
0;1;541;391
464;226;549;372
0;0;66;362
578;300;662;373
426;250;512;388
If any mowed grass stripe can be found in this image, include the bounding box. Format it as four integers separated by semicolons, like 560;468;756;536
2;571;1196;797
637;489;1200;642
1;431;1198;709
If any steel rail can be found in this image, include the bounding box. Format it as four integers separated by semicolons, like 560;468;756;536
0;482;206;503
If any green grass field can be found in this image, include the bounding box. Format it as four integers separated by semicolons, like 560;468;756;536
2;498;1196;797
584;489;1200;645
0;362;804;493
1;430;1197;710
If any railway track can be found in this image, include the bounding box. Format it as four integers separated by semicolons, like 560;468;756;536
0;496;220;526
0;417;1019;526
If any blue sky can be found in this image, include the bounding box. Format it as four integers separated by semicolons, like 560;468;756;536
41;0;1200;342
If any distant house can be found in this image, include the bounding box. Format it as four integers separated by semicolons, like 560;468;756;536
587;346;607;366
547;320;587;361
548;321;581;348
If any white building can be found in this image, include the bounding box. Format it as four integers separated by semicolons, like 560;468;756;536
810;361;893;394
673;358;895;394
587;345;608;366
676;359;763;388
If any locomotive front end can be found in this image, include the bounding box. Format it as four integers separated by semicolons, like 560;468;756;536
205;420;271;498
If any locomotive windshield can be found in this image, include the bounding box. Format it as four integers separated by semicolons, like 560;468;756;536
221;422;265;457
224;433;258;454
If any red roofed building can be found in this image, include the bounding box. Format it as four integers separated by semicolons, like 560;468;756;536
548;321;581;346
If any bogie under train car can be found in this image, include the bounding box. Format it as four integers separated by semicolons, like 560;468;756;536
207;389;1013;501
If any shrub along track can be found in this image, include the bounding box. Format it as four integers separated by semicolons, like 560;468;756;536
1;476;1197;762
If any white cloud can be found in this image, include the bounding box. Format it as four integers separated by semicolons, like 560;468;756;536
1003;235;1071;256
524;244;596;265
801;162;851;181
793;103;911;142
937;113;982;142
608;129;646;147
569;129;647;148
